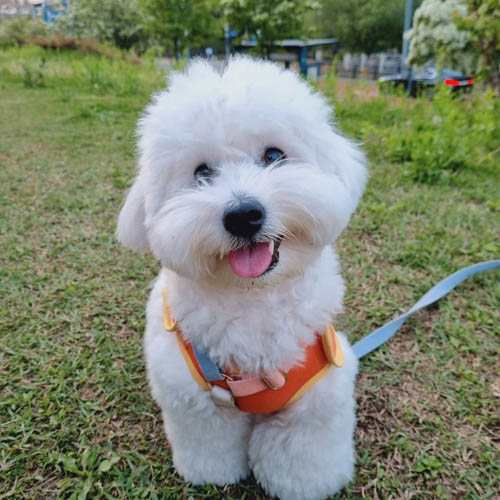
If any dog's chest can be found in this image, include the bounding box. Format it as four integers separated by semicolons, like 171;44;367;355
180;299;312;371
162;249;344;372
166;292;324;374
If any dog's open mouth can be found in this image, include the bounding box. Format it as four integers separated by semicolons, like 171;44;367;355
228;239;281;278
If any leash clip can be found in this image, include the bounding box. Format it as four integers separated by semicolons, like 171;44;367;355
221;372;234;382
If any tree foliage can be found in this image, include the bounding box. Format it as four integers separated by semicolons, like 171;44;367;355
54;0;151;52
222;0;320;56
406;0;473;70
316;0;412;54
141;0;222;58
407;0;499;89
454;0;500;89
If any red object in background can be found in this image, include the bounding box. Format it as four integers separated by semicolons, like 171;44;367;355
444;78;475;87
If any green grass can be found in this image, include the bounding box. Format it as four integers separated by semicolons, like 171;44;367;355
1;47;499;499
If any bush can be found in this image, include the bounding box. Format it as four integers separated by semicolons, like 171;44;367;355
0;17;50;47
385;86;498;183
53;0;153;53
322;78;498;185
0;17;140;63
25;33;141;63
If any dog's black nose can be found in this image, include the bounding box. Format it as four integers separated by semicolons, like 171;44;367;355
224;199;265;238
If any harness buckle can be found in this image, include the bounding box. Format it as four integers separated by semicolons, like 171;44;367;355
262;370;287;391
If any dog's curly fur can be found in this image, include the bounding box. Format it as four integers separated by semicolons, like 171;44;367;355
117;57;367;500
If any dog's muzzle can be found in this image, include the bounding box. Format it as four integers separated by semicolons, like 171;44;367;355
223;198;265;238
222;198;282;279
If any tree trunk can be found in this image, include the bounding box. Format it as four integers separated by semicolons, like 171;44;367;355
175;38;180;60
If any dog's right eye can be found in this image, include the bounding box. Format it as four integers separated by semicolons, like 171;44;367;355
194;164;214;183
263;147;285;166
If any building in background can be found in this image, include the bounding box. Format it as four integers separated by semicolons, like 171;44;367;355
0;0;67;23
30;0;68;23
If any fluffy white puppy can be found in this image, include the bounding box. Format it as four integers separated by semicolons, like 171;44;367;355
117;57;366;500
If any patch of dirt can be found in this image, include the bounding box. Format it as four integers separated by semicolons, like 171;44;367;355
353;331;494;497
329;78;380;101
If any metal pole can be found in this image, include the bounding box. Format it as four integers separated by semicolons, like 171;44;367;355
402;0;414;96
224;25;231;59
300;47;308;77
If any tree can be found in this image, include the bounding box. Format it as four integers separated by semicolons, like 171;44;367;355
454;0;500;89
316;0;415;55
405;0;473;71
222;0;320;57
141;0;222;59
55;0;151;52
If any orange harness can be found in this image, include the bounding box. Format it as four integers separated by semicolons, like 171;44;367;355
163;289;344;414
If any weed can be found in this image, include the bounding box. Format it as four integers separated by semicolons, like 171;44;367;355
22;55;46;88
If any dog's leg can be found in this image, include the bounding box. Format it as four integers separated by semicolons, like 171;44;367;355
160;402;252;486
145;277;252;486
148;341;252;486
249;334;358;500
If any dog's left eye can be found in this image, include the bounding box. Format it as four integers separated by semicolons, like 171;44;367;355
263;147;285;166
194;164;214;183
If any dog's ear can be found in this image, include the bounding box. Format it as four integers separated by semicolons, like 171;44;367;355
333;135;367;208
116;176;150;253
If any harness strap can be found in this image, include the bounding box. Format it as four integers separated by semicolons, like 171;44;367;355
162;288;343;413
191;344;225;381
226;370;287;397
163;287;225;382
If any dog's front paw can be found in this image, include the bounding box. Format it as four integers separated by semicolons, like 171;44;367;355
173;447;250;486
158;398;252;487
249;418;354;500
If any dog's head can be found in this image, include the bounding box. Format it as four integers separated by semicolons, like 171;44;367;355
117;57;366;287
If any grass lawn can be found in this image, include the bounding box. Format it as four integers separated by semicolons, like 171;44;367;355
1;47;499;499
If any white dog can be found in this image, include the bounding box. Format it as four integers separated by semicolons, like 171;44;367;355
117;57;366;500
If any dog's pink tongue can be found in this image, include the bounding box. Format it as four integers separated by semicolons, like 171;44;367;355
228;243;272;278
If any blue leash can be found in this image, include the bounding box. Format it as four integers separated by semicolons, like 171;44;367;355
352;260;500;359
190;260;500;379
